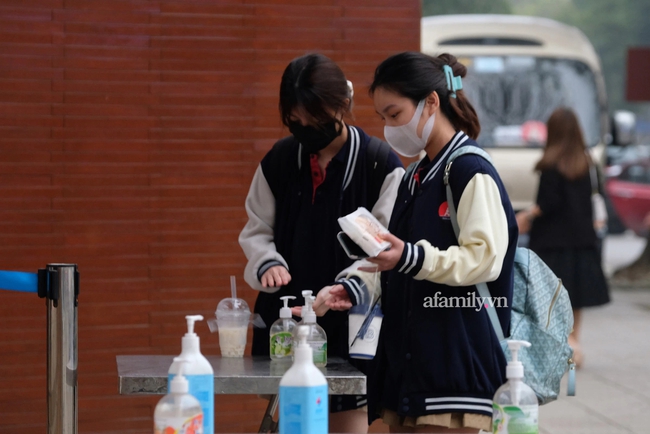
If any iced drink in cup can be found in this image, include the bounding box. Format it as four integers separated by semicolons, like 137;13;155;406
216;297;250;358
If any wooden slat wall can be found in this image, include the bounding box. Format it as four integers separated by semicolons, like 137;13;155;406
0;1;420;432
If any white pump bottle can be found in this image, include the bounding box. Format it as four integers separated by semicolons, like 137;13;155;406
168;315;214;434
493;340;539;434
279;326;328;434
292;290;327;367
155;357;204;434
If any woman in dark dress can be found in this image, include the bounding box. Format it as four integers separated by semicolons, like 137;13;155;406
517;107;609;367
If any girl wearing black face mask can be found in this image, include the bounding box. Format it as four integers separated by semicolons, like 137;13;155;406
239;53;405;433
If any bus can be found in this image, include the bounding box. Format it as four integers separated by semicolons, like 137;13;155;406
421;14;609;210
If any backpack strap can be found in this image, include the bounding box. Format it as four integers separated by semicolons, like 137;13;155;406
568;363;576;396
404;161;420;182
443;145;494;237
443;145;506;341
365;136;392;207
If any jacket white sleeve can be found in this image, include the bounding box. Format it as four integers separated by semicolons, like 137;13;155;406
396;174;509;286
238;165;288;293
335;167;404;305
369;167;404;228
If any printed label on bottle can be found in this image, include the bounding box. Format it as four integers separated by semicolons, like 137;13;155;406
309;341;327;365
270;332;293;357
279;384;328;434
154;413;203;434
493;403;538;434
167;374;213;434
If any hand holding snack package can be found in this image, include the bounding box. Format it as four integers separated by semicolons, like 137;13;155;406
337;207;391;258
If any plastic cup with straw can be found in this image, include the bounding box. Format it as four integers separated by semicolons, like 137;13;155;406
215;275;251;357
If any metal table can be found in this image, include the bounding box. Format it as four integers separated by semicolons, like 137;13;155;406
117;355;366;433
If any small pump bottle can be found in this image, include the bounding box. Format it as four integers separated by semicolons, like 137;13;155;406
279;326;328;434
493;340;539;434
292;290;327;367
270;295;298;360
155;358;204;434
168;315;214;434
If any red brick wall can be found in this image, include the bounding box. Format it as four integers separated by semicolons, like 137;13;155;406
0;1;420;432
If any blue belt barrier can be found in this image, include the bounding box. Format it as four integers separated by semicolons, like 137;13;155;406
0;270;38;293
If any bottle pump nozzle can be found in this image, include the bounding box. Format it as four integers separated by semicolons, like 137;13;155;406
300;290;313;319
303;293;316;323
279;296;296;319
293;325;312;363
506;340;531;379
170;357;190;394
297;325;308;346
185;315;204;336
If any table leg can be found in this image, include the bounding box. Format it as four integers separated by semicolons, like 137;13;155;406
258;394;279;433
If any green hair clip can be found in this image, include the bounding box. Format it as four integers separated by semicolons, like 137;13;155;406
443;65;463;98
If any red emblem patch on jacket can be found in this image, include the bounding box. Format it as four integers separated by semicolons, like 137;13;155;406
439;201;450;220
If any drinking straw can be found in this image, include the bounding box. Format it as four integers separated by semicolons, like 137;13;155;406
230;275;237;300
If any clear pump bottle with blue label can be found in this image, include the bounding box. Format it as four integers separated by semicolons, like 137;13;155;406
279;325;328;434
155;357;204;434
168;315;214;434
493;340;539;434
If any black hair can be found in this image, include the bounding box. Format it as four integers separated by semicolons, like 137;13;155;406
279;53;352;130
369;52;480;139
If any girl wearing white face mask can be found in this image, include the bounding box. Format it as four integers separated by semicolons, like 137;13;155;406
326;52;520;433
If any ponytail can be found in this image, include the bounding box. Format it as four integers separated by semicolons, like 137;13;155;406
370;52;481;139
437;54;480;139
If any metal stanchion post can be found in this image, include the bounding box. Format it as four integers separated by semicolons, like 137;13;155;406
39;264;79;434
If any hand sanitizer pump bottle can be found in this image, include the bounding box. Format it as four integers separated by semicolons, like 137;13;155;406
270;295;297;360
279;326;328;434
493;340;539;434
155;358;204;434
292;290;327;367
168;315;214;434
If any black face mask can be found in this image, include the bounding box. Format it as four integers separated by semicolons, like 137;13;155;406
288;120;342;154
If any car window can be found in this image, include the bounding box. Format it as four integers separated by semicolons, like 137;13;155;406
621;164;650;184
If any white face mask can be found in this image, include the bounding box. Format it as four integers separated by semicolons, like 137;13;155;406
383;100;435;157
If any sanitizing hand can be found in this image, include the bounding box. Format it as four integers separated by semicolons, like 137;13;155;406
325;286;353;311
290;285;341;317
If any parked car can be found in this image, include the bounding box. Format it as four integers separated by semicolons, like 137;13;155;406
606;158;650;236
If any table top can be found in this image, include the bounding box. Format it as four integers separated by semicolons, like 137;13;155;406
117;355;366;396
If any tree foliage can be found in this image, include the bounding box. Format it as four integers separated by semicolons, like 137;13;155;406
422;0;511;17
543;0;650;110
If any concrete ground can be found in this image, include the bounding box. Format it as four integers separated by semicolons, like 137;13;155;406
483;232;650;434
537;288;650;433
532;233;647;433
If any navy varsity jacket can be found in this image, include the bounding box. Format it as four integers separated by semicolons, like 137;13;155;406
367;131;519;421
239;125;404;359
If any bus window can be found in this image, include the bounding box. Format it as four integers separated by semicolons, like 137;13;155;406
460;56;600;148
